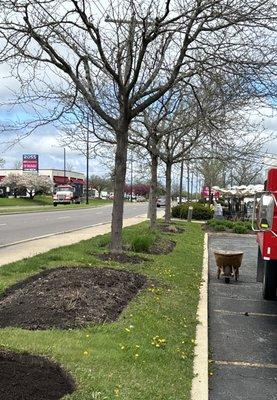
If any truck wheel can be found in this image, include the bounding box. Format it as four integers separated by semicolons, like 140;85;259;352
53;203;57;207
225;277;230;284
263;260;277;300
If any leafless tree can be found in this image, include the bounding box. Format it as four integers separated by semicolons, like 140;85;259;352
0;0;276;251
13;161;22;170
0;158;5;169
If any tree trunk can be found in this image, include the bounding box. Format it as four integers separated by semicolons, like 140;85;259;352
148;153;158;229
165;161;172;225
110;127;129;254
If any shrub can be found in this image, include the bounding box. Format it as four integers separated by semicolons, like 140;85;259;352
206;219;218;226
225;220;235;229
233;224;248;234
131;234;155;253
213;224;226;231
172;203;213;220
244;221;252;230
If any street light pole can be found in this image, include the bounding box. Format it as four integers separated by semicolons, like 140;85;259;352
130;150;133;202
63;147;66;184
86;114;89;205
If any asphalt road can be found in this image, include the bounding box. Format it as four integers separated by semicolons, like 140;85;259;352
0;203;149;246
208;234;277;400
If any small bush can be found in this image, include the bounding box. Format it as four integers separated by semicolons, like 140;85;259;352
214;224;226;232
233;224;248;234
206;219;218;227
131;235;155;253
224;220;235;229
244;221;252;230
172;203;213;220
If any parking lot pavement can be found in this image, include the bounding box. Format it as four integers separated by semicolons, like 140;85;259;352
208;234;277;400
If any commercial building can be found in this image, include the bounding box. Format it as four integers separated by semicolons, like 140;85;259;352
0;169;85;185
0;169;85;197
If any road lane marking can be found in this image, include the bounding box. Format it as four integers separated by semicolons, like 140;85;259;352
0;223;7;226
211;360;277;369
213;309;277;318
58;216;71;219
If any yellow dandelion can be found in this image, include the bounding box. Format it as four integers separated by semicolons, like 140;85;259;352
83;351;88;356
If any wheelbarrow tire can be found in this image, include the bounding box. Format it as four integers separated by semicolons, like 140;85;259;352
263;260;277;300
235;269;239;281
225;277;230;284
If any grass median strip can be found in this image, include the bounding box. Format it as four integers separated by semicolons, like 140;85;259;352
0;196;112;214
0;221;204;400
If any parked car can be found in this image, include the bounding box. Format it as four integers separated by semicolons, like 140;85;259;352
136;196;146;202
157;196;166;207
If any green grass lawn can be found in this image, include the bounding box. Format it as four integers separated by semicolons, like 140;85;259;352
0;196;112;213
0;221;204;400
0;195;53;206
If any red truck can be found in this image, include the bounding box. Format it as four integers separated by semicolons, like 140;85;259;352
253;168;277;300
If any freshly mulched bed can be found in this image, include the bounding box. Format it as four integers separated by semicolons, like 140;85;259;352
95;252;148;264
158;224;185;234
0;267;147;330
0;349;75;400
149;239;176;254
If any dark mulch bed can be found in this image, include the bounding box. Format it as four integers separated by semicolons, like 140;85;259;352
149;239;176;254
0;267;147;330
94;252;148;264
158;224;185;234
0;349;75;400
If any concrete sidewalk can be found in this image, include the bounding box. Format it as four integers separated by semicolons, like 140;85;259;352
0;212;155;267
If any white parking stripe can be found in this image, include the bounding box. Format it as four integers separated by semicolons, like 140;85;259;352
211;360;277;369
214;309;277;318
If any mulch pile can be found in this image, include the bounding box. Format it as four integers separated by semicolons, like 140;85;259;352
0;267;147;330
95;252;148;264
149;239;176;254
158;224;185;234
0;349;75;400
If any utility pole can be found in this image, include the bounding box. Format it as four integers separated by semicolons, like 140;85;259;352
187;160;190;202
86;114;90;205
130;150;133;202
190;170;194;200
179;141;184;204
63;148;66;184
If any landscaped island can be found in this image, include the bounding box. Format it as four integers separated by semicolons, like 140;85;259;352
0;221;204;400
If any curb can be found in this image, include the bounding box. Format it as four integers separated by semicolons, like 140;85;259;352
191;233;208;400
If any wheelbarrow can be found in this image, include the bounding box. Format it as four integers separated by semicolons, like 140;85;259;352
213;250;243;283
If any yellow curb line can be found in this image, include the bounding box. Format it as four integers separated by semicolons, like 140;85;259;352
191;233;208;400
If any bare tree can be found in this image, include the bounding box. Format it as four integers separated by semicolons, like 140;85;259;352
231;161;264;186
0;0;276;251
13;161;22;170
